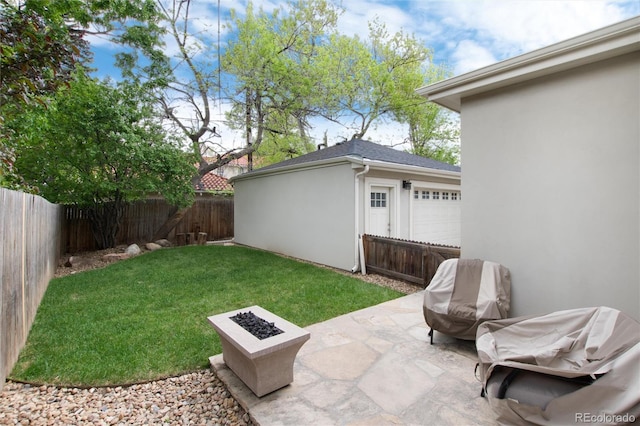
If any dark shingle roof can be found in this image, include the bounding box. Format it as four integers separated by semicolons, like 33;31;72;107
253;139;460;173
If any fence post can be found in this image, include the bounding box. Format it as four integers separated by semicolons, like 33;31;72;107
362;234;368;270
423;245;431;288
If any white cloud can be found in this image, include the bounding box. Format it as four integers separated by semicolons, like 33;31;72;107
185;3;224;36
337;0;414;39
451;40;497;75
449;0;629;50
434;0;636;75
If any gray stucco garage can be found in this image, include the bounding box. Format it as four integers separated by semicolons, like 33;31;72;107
231;139;461;271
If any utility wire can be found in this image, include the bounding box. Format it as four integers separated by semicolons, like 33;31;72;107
217;0;222;117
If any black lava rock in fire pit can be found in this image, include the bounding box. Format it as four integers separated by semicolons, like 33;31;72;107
230;311;284;340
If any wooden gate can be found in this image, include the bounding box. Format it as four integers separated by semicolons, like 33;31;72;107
362;234;460;288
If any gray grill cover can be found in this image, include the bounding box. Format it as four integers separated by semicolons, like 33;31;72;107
476;307;640;425
423;258;511;340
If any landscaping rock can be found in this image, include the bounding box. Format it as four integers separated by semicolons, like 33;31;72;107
154;239;172;247
145;242;162;251
64;256;99;269
0;370;254;426
125;244;141;256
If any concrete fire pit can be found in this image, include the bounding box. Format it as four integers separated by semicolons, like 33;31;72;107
207;305;310;397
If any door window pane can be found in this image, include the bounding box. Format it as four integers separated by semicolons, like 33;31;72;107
370;192;387;207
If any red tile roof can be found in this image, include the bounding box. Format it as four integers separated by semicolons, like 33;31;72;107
195;172;233;192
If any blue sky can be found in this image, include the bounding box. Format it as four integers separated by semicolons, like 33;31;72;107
88;0;640;149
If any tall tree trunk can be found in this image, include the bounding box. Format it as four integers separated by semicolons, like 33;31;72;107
246;91;253;172
151;206;191;241
87;200;124;249
151;173;201;241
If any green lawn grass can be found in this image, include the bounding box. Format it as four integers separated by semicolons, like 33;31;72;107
10;245;401;387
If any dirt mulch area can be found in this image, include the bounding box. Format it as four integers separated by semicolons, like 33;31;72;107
55;246;132;278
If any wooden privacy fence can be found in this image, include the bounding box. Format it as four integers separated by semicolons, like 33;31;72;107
0;188;62;390
362;234;460;288
63;195;234;252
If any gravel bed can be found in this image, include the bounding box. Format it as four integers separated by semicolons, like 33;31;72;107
0;370;254;425
3;245;420;424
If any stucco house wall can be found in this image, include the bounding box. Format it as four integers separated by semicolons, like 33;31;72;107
233;161;356;270
463;52;639;319
418;17;640;320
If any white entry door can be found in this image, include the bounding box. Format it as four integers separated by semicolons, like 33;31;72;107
369;187;390;237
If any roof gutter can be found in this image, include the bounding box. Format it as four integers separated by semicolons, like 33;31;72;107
229;156;358;183
231;155;460;183
361;159;460;179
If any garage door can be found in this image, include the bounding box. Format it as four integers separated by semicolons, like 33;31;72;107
412;188;461;246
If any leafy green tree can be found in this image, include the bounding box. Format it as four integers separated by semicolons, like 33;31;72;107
116;0;254;180
312;19;427;139
254;127;317;165
0;0;162;108
104;0;458;206
404;106;460;165
118;0;341;238
0;0;87;188
222;0;340;166
107;0;342;237
0;0;166;188
311;18;460;163
393;64;461;165
8;72;195;249
0;0;88;107
116;0;252;239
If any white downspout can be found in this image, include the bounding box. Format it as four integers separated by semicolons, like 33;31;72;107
351;165;370;273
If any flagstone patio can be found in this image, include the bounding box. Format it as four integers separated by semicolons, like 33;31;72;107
210;291;497;425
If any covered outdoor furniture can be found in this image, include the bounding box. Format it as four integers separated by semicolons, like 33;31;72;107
476;306;640;425
423;258;511;343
